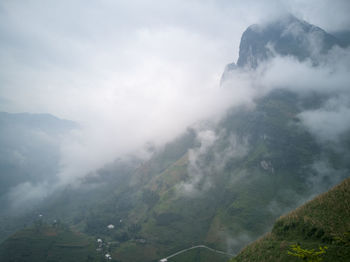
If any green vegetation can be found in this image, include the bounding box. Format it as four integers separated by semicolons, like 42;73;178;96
287;244;328;262
230;177;350;262
0;223;101;262
2;90;347;262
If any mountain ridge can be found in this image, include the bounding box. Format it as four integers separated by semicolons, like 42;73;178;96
222;14;342;83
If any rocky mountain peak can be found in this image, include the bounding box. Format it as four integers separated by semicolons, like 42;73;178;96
227;14;341;73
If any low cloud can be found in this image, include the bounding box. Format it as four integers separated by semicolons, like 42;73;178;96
177;128;248;196
1;1;350;209
299;99;350;143
7;182;51;213
177;129;218;196
260;46;350;145
225;232;255;254
257;47;350;94
309;160;348;193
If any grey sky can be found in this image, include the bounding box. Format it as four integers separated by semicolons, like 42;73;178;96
1;0;349;116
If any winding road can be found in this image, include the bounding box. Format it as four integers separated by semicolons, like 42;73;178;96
159;245;235;261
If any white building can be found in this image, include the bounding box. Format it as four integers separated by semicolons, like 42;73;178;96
107;224;115;229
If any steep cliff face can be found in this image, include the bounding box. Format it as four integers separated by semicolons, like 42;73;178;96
223;14;341;77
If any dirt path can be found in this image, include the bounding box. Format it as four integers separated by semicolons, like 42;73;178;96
160;245;235;261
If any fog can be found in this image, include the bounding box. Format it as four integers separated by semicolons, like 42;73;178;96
1;0;350;207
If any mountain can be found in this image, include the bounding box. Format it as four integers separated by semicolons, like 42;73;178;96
331;30;350;47
1;15;349;262
0;112;77;241
238;15;339;68
35;93;348;261
0;112;77;201
222;14;342;82
230;177;350;262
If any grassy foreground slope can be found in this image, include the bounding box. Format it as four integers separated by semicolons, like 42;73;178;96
0;224;101;262
230;177;350;262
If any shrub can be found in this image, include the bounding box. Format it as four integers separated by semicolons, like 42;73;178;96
287;244;328;262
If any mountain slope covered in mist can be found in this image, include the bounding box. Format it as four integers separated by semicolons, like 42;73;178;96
1;15;350;262
237;14;339;68
0;112;77;241
0;112;77;202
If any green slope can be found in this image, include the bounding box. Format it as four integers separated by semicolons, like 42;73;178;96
230;177;350;262
22;90;349;262
0;223;101;262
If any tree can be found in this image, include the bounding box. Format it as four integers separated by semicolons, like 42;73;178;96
287;244;328;262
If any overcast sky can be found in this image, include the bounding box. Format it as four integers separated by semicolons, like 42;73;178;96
1;0;350;184
1;0;349;117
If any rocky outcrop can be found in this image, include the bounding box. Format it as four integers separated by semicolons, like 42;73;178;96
222;14;341;81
